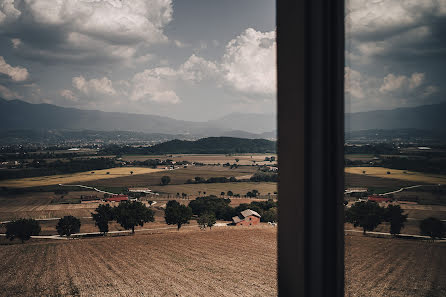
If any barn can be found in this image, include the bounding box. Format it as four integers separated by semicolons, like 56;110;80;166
106;195;129;202
232;209;261;226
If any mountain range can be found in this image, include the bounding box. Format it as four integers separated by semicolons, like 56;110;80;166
1;98;445;139
0;98;276;139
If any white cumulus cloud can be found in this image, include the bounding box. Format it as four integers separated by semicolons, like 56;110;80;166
0;56;29;81
221;28;276;96
72;75;116;96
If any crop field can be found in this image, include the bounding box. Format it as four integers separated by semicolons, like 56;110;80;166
0;167;165;188
122;153;278;166
345;167;446;185
0;227;277;297
83;166;258;188
150;182;277;197
345;154;375;161
345;234;446;297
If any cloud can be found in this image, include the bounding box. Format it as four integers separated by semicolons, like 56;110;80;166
0;84;22;99
129;67;180;104
0;56;29;81
346;0;446;64
379;72;425;93
0;0;173;64
345;67;364;99
72;75;116;96
60;89;78;102
221;28;276;96
179;54;220;82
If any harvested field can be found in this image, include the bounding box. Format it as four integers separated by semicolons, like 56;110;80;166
83;166;257;188
0;227;277;297
0;167;165;188
345;167;446;185
345;233;446;297
151;182;277;197
122;153;278;166
345;173;423;194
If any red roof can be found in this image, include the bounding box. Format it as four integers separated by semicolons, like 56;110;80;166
106;195;128;202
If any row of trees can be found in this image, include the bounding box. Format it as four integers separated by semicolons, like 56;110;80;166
345;201;445;239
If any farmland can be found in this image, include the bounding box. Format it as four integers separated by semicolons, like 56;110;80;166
83;166;258;188
345;234;446;297
151;182;277;197
345;167;446;185
0;167;165;188
121;153;277;166
0;227;277;297
0;227;445;296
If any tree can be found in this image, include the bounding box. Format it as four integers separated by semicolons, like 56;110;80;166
220;191;225;197
419;217;445;239
164;200;193;230
235;158;239;163
262;207;278;223
161;175;171;185
114;201;155;234
384;204;407;235
130;171;134;175
197;212;217;230
6;219;41;243
91;204;114;234
345;201;385;234
227;190;234;197
56;216;81;237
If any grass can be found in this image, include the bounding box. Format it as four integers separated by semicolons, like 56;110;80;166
345;167;446;185
0;167;166;188
150;182;277;197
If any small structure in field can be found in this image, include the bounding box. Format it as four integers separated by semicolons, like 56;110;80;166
80;195;101;204
106;195;129;202
232;209;261;226
368;195;391;203
128;188;152;194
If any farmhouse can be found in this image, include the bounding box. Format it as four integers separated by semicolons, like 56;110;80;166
232;209;261;226
368;195;391;203
106;195;129;202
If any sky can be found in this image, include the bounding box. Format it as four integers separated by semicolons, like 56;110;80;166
0;0;276;121
0;1;445;121
345;0;446;113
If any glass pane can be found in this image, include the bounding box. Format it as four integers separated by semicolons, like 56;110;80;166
0;1;277;295
345;0;446;296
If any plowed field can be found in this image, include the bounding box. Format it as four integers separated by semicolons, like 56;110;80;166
1;229;445;296
0;227;277;297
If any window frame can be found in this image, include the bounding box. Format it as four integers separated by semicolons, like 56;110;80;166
277;0;345;296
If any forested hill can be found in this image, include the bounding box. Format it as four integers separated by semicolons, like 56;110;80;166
148;137;276;154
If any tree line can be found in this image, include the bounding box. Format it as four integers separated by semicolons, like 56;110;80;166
345;201;445;239
5;196;279;243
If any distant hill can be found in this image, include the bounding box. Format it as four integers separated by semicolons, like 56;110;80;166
346;102;446;132
0;98;276;137
208;112;276;134
147;137;276;154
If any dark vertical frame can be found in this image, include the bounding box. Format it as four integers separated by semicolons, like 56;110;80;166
277;0;344;296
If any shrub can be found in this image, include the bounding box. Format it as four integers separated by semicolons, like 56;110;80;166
6;219;41;243
114;201;155;233
56;216;81;237
164;200;193;230
420;217;445;239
